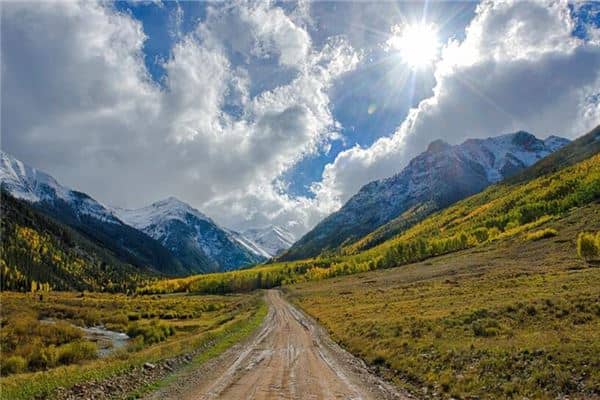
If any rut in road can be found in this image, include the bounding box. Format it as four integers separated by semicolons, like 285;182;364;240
147;289;411;400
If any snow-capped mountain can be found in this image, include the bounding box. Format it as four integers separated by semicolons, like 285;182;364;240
114;198;267;272
0;151;184;274
281;131;570;261
242;225;295;257
1;151;117;223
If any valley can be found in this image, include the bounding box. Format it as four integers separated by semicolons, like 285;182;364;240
3;2;600;399
1;127;599;400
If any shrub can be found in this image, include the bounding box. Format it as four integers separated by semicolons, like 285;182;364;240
471;227;489;243
127;312;140;321
127;321;174;345
1;356;27;375
57;340;97;364
39;321;83;346
472;318;501;337
126;335;145;352
526;228;558;241
27;345;58;370
577;231;600;261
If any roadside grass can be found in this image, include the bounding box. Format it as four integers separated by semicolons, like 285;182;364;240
125;300;268;399
0;291;263;400
287;205;600;399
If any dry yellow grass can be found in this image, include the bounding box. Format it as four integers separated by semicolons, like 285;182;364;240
287;204;600;399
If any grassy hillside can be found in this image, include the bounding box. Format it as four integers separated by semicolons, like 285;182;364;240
287;203;600;399
0;192;155;292
139;151;600;295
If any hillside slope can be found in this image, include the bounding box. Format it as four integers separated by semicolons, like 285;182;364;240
281;131;569;261
0;192;151;291
289;203;600;399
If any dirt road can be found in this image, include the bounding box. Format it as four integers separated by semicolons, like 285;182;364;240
147;289;410;400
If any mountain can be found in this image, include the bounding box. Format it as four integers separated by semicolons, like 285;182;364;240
242;225;295;257
280;131;570;261
0;191;152;292
507;125;600;185
0;151;184;275
347;127;599;254
114;198;267;272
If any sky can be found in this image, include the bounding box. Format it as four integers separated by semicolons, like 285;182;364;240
2;0;600;238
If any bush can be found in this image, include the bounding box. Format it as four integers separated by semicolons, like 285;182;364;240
577;231;600;261
1;356;27;375
39;321;83;345
127;312;140;321
472;318;501;337
57;340;97;364
127;321;174;345
27;345;58;370
526;228;558;241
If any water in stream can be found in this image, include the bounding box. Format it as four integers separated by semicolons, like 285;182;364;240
41;319;130;357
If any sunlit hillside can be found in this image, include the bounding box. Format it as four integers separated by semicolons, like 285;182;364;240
139;148;600;295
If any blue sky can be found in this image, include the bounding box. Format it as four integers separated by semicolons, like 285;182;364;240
2;1;600;236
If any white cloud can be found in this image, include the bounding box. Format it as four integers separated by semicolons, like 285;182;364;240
1;0;358;236
313;0;600;209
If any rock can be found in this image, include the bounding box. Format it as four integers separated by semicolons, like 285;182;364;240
143;362;156;370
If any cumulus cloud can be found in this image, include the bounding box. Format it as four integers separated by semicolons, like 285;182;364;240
2;0;598;237
314;0;600;208
1;0;358;236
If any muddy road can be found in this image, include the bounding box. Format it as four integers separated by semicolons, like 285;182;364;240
147;289;410;400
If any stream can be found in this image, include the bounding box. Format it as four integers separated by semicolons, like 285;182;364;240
41;319;130;357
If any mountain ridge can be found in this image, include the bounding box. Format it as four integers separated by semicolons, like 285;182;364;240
114;198;268;272
279;131;570;261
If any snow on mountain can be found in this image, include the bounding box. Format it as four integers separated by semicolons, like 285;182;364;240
113;197;213;239
242;225;295;257
227;230;273;259
0;151;118;223
281;131;570;261
114;198;267;272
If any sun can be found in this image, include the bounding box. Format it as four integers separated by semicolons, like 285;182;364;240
388;23;440;69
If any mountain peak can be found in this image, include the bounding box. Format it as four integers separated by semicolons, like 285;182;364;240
426;139;451;153
151;196;199;213
510;130;538;147
115;198;267;271
115;197;212;230
242;225;295;257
